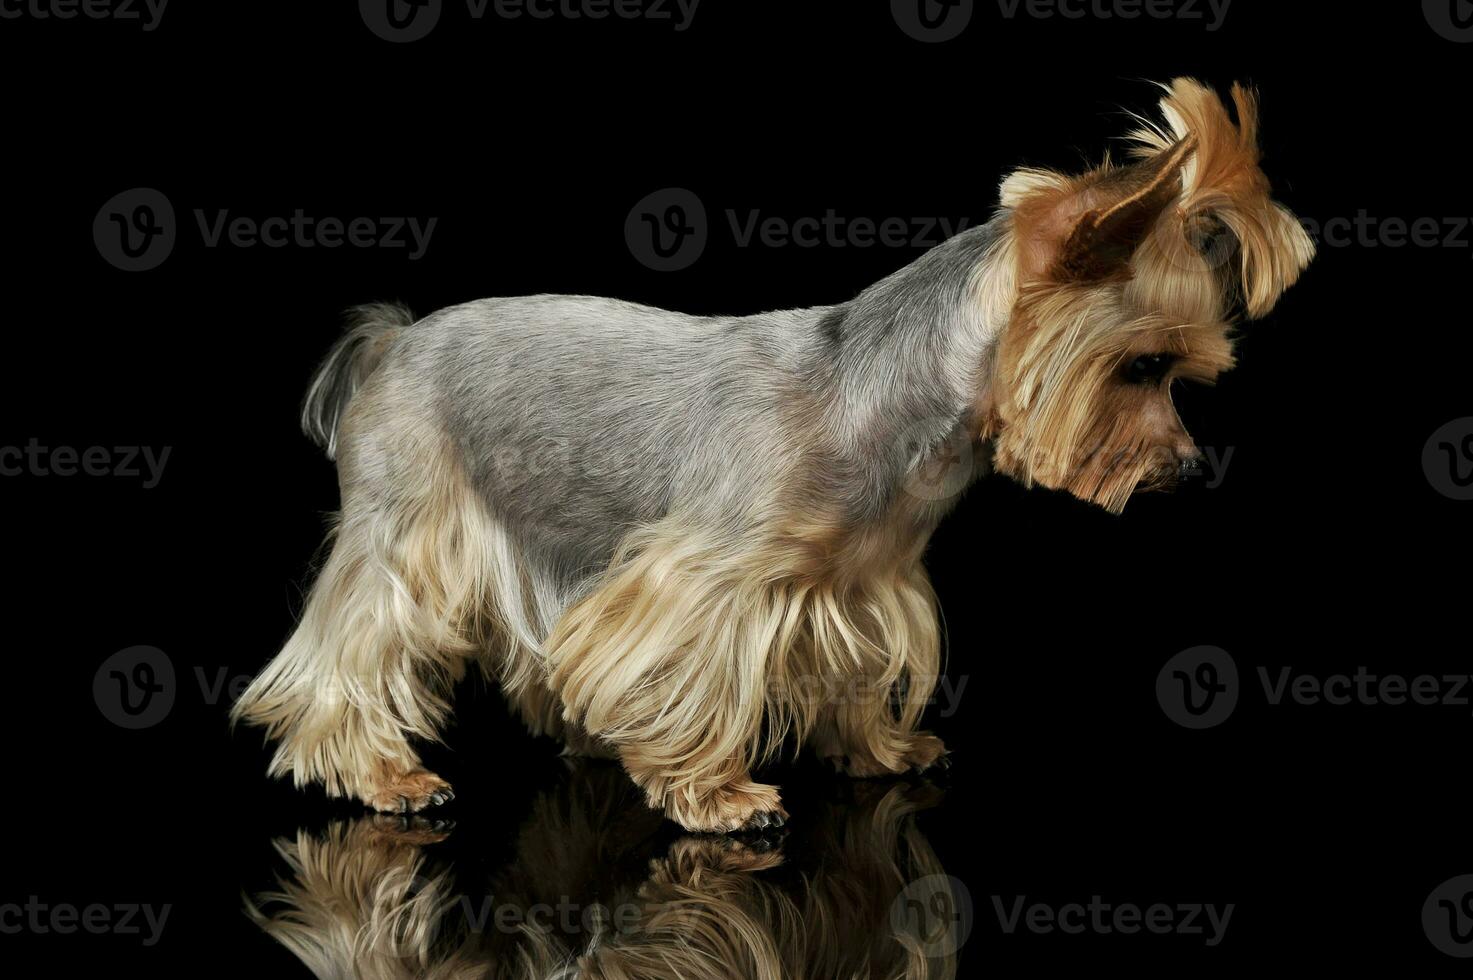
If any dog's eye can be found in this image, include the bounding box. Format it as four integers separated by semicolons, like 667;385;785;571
1185;211;1234;260
1124;353;1175;384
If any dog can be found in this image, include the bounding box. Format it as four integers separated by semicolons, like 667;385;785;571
232;78;1314;831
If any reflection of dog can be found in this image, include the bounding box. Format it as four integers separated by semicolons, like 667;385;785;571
245;764;958;979
232;78;1313;830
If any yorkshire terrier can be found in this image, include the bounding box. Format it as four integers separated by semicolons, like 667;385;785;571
232;79;1314;831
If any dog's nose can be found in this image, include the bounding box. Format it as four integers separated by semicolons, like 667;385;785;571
1176;445;1204;478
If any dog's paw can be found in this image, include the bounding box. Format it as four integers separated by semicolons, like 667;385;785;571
735;807;789;834
361;813;456;847
667;780;788;834
902;734;949;774
825;735;949;777
363;769;455;814
666;835;786;873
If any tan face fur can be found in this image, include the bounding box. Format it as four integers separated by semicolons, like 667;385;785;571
983;79;1316;513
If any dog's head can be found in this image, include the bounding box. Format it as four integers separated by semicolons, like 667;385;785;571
982;79;1315;513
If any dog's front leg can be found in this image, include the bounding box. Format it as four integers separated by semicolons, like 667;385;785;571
546;521;790;833
554;630;788;832
806;570;949;778
613;733;787;834
812;710;947;778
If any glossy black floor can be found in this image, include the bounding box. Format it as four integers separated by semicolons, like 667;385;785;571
3;1;1470;974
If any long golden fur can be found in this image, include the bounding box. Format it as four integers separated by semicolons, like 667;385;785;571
546;513;942;830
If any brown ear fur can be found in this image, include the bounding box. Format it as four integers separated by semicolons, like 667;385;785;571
1125;79;1316;317
1050;135;1198;283
1001;79;1315;315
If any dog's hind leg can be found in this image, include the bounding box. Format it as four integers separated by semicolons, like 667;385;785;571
232;398;498;812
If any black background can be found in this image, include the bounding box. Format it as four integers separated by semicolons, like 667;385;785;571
2;0;1469;973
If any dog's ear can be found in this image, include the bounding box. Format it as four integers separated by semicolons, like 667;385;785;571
1124;78;1316;318
1001;135;1197;283
1048;135;1197;282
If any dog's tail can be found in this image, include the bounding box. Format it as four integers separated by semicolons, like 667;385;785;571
301;303;415;459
